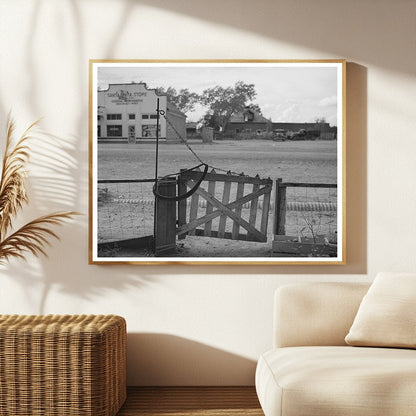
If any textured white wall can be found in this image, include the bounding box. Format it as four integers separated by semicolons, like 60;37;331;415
0;0;415;385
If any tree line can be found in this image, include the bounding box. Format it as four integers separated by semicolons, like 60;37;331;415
155;81;262;132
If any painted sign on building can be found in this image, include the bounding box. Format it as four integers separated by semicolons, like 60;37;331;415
97;82;186;143
107;89;148;105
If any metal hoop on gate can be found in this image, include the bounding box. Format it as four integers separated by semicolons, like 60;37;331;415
153;163;209;202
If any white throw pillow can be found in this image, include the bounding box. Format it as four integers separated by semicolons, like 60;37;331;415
345;272;416;348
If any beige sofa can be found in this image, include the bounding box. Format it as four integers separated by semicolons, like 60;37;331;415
255;282;416;416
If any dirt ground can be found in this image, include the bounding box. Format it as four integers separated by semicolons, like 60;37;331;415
96;139;338;258
175;236;273;257
98;139;337;183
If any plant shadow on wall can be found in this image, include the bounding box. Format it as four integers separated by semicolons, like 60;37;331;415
0;118;152;314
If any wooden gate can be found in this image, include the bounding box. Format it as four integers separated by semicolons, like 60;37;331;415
177;169;273;242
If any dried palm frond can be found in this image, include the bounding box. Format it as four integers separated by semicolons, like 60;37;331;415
0;117;38;238
0;116;79;264
0;212;78;264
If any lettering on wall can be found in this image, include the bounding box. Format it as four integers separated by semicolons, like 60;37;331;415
108;89;147;104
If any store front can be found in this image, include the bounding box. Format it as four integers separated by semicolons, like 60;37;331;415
97;82;186;143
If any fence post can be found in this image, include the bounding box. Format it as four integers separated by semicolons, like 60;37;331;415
154;177;177;256
177;170;187;240
274;178;287;235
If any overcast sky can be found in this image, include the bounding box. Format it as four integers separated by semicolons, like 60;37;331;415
97;63;339;126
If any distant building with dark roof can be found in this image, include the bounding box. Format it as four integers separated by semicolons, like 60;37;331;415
97;82;186;143
223;107;272;137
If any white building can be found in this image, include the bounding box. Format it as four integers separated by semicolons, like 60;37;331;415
97;83;186;143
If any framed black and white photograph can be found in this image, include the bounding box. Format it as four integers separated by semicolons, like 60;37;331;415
89;60;345;264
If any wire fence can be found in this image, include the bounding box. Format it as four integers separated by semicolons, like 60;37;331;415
97;179;155;244
97;176;338;253
283;185;338;242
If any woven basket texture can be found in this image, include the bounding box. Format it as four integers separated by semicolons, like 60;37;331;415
0;314;126;416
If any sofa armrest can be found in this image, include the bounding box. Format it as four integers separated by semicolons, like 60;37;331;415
274;282;370;348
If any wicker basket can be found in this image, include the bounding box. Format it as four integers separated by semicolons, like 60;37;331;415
0;314;126;416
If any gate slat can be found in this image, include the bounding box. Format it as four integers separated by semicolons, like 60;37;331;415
204;172;216;236
247;183;260;240
188;183;200;236
232;182;245;240
218;180;231;238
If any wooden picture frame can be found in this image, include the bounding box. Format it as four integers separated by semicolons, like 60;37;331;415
89;60;346;265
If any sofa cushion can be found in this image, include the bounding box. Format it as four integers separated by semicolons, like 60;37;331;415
274;283;370;348
345;272;416;348
256;346;416;416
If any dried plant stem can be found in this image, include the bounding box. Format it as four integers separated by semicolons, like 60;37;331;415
0;212;78;264
0;116;78;264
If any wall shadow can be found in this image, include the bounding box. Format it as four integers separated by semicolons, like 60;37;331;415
134;0;413;76
127;333;257;386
